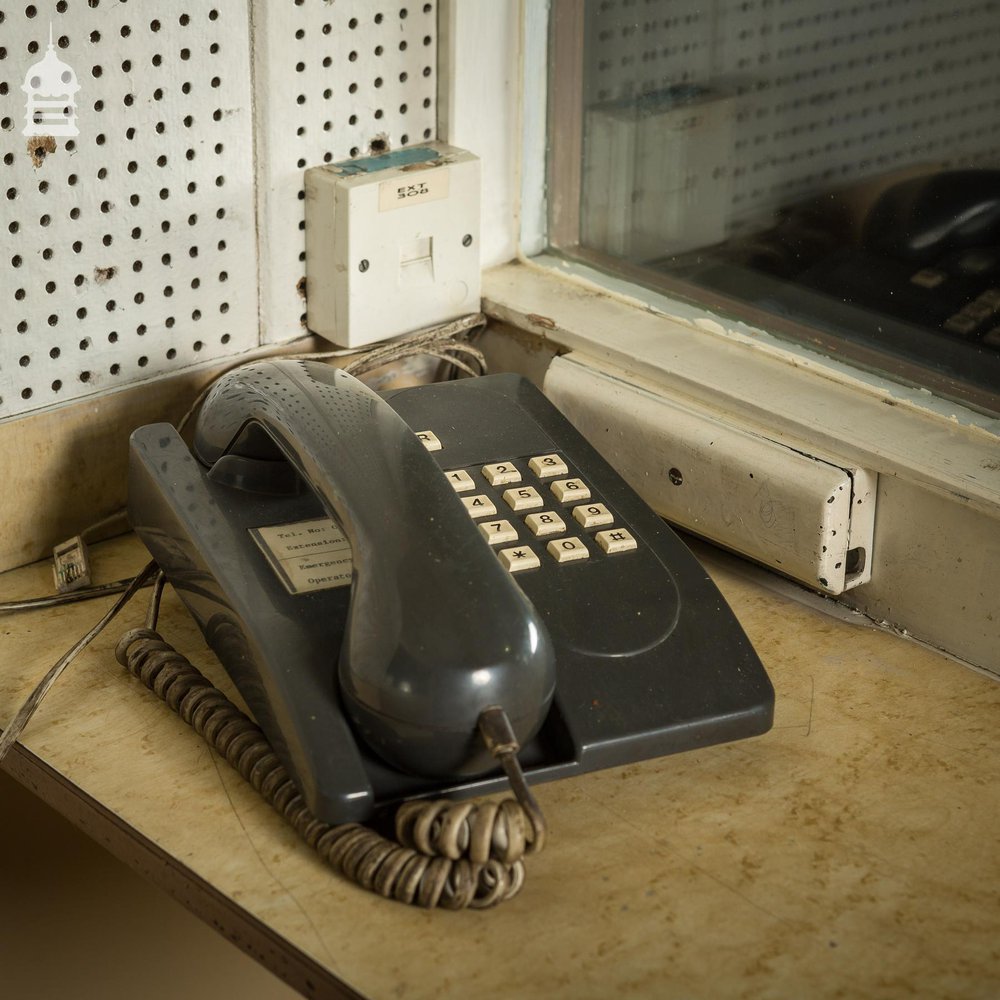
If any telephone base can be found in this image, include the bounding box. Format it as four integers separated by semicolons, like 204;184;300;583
128;372;773;823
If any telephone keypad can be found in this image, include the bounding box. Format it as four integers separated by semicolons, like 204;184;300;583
446;469;476;492
524;511;566;537
439;447;638;572
480;519;519;546
528;454;568;478
551;478;591;504
503;486;544;511
572;502;613;528
498;546;541;574
462;494;498;518
482;462;522;486
547;537;590;563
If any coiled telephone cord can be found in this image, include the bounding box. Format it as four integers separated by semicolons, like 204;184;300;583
114;626;546;910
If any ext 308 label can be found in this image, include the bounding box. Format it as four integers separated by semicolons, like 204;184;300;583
378;167;449;211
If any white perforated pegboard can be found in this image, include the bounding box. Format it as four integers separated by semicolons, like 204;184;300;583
0;0;439;420
252;0;438;345
0;2;259;418
582;0;1000;233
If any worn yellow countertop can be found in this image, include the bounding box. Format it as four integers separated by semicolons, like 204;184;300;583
1;535;998;999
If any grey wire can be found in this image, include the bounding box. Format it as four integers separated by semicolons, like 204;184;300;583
145;571;167;630
0;576;153;614
0;562;158;767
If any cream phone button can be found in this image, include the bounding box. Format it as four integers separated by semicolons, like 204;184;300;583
479;519;519;545
528;453;568;478
461;494;497;518
524;511;566;537
546;536;590;563
573;502;613;528
446;469;476;492
482;462;521;486
415;430;442;451
503;486;544;511
498;546;541;573
596;528;638;554
551;478;591;504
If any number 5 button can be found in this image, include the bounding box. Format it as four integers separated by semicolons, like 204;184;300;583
503;486;544;511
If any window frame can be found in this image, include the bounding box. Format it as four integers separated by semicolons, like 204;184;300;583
439;0;1000;457
439;0;1000;669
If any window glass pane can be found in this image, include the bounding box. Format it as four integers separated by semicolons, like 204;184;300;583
548;0;1000;416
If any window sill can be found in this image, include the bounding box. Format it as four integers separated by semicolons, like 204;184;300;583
481;257;1000;674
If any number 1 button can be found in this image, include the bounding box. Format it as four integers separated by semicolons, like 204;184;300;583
446;469;475;492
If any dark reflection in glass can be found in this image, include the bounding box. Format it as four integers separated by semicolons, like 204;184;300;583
551;0;1000;415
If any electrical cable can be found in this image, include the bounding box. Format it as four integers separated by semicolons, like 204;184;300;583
0;562;157;766
0;575;152;614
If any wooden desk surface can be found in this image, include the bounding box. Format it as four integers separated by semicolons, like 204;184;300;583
1;535;998;999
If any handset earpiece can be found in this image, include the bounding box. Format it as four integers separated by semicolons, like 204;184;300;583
194;359;556;778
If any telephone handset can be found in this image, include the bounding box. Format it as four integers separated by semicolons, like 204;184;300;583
190;360;555;780
129;360;772;824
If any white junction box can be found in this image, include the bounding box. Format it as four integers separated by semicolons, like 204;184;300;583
305;143;481;348
545;354;878;596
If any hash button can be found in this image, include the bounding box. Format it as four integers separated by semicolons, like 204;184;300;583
595;528;637;554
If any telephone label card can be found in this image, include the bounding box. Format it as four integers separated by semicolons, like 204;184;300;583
250;518;353;594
